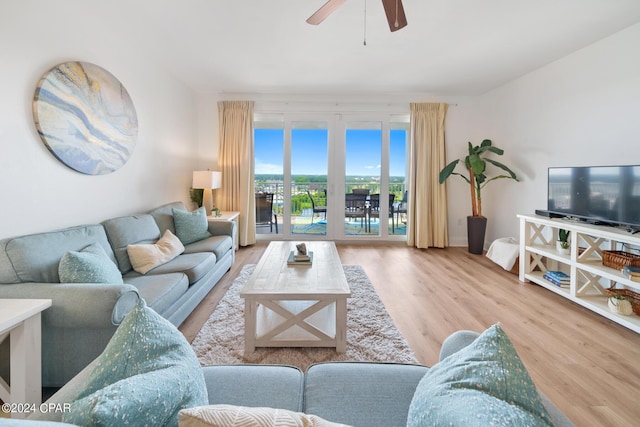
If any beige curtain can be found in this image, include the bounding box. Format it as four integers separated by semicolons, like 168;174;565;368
217;101;256;246
407;103;448;248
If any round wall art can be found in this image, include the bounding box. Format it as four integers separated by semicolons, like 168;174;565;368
33;61;138;175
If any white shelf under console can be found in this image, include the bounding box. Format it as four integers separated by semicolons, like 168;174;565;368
518;214;640;333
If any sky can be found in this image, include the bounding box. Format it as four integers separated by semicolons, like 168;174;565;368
254;128;407;177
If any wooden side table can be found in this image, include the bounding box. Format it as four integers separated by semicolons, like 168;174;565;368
208;211;240;250
0;299;52;418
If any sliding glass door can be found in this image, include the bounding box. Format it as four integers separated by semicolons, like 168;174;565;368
291;121;329;236
343;121;382;236
339;117;408;238
254;115;284;236
390;121;409;233
254;113;408;241
254;114;332;237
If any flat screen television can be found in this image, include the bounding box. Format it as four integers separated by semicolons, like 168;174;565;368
548;165;640;230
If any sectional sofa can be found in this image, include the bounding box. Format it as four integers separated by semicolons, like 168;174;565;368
0;201;235;387
20;299;573;426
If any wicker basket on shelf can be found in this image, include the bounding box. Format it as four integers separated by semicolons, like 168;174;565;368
602;250;640;270
606;288;640;315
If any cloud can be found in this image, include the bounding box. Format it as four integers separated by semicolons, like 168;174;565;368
255;158;282;174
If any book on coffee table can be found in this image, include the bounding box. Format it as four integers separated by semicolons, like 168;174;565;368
287;250;314;266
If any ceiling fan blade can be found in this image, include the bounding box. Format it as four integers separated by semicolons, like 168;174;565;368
381;0;408;32
306;0;347;25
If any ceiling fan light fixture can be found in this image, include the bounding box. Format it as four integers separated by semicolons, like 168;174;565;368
306;0;407;32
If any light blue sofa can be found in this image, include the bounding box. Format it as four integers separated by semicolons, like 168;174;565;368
197;331;573;427
0;201;234;387
19;330;573;427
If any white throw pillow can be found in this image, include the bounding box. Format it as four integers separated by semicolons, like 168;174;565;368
178;404;352;427
127;229;185;274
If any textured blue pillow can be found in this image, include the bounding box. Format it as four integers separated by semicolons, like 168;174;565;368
62;300;208;427
58;243;123;284
172;207;212;245
407;324;554;427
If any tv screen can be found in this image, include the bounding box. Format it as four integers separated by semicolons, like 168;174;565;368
548;165;640;229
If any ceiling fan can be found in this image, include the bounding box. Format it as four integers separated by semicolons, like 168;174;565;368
307;0;407;32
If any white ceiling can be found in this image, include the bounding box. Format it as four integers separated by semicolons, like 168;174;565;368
91;1;640;96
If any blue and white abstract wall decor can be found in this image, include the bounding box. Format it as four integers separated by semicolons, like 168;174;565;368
33;61;138;175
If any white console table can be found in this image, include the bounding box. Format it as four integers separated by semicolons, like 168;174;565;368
0;299;52;417
518;214;640;333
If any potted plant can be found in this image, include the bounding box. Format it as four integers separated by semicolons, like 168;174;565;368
190;188;204;208
439;139;519;254
557;229;570;254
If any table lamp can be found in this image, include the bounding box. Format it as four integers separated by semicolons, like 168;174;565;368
192;170;222;215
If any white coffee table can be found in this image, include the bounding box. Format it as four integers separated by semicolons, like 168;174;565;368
0;299;52;417
240;241;351;353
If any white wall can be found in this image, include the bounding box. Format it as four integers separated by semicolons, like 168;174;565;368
444;22;640;247
137;19;640;251
195;94;220;171
0;2;199;239
3;4;637;245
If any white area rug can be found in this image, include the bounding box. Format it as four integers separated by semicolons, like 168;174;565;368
191;264;418;371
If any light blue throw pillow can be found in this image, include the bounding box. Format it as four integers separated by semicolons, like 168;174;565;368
62;300;208;427
172;207;212;245
406;324;554;427
58;243;123;284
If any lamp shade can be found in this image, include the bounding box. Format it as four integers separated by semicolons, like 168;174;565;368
192;171;222;189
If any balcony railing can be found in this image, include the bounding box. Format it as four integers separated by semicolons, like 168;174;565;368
256;181;405;213
255;180;407;236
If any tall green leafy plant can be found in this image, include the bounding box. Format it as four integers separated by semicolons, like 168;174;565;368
439;139;519;217
190;188;203;207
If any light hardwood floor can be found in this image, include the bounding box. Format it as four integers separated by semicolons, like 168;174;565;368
179;243;640;427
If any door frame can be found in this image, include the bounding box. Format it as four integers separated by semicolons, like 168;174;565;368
254;110;409;242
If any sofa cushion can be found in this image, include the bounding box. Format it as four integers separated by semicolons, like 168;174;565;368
0;225;115;284
127;229;185;274
406;324;554;427
304;362;429;427
178;404;351;427
61;300;207;427
173;207;212;245
123;272;189;315
58;243;123;284
184;234;233;261
138;252;216;285
148;201;186;235
202;365;304;411
4;420;80;426
102;214;162;274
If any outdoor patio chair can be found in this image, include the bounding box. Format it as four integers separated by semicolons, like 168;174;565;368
351;188;370;196
395;190;407;225
255;192;278;233
345;193;368;228
368;194;396;232
306;190;327;224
